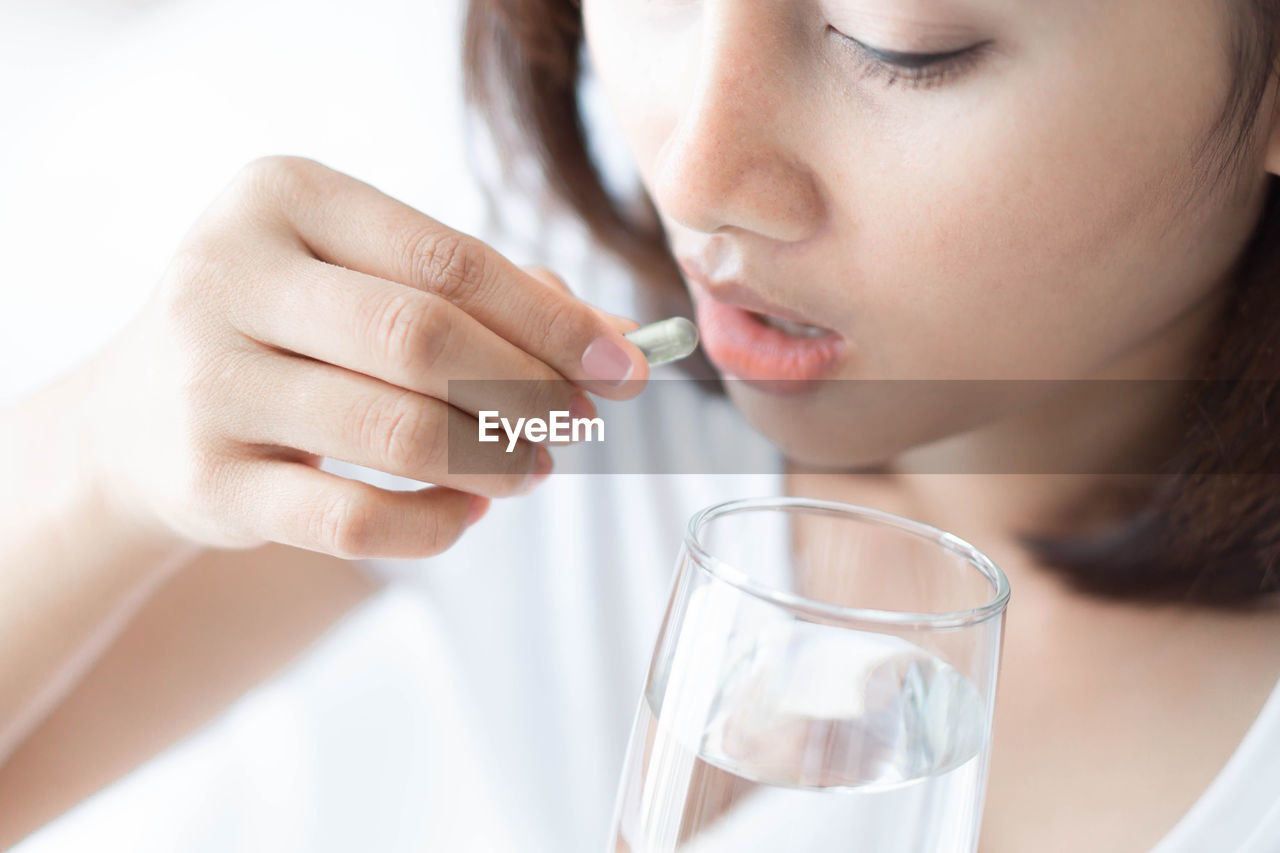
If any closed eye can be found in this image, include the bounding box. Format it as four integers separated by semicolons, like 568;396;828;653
830;29;993;89
847;38;988;69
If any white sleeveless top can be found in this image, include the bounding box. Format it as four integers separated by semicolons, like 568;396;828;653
3;0;1277;850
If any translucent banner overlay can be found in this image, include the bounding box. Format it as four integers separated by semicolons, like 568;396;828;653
445;379;1280;475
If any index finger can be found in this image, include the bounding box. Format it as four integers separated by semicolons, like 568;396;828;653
257;156;649;398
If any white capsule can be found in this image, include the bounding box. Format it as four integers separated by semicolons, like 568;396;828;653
624;316;700;366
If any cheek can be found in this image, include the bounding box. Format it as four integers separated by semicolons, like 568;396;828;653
855;133;1183;378
833;16;1237;379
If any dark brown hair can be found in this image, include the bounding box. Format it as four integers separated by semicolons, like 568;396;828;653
463;0;1280;604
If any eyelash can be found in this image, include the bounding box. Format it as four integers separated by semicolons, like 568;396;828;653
831;29;990;91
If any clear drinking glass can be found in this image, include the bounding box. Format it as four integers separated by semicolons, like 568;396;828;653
609;497;1011;853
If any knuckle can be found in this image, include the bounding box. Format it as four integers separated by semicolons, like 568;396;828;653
310;490;376;559
404;228;490;302
369;292;422;373
240;154;312;189
229;155;318;213
381;404;430;470
353;392;441;473
184;347;249;421
369;292;451;375
162;235;267;342
166;241;219;288
162;244;225;317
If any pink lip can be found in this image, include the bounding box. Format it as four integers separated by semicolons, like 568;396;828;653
677;258;847;388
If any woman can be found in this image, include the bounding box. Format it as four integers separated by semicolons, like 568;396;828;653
1;0;1278;850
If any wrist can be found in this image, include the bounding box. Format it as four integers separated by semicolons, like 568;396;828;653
69;353;201;572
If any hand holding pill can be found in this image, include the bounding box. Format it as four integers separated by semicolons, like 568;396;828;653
76;156;661;561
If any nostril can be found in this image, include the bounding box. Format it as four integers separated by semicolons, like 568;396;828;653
655;139;826;243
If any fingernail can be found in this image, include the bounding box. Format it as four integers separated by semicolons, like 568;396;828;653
465;495;490;527
568;392;596;425
581;336;635;386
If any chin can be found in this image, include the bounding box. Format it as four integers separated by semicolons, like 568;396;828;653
724;382;909;470
723;377;1014;472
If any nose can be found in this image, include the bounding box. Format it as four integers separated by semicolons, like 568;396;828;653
650;5;826;243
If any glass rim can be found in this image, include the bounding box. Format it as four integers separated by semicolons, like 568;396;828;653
684;497;1011;631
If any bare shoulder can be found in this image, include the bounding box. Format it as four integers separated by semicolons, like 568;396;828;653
0;544;377;848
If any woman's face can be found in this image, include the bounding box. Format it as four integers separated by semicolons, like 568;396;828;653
582;0;1277;468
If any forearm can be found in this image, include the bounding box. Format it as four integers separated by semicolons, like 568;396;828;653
0;364;200;762
0;543;374;848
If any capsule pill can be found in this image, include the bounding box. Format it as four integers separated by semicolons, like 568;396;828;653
624;317;700;366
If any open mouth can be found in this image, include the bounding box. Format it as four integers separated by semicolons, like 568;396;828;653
747;311;835;339
673;257;848;386
692;297;847;386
